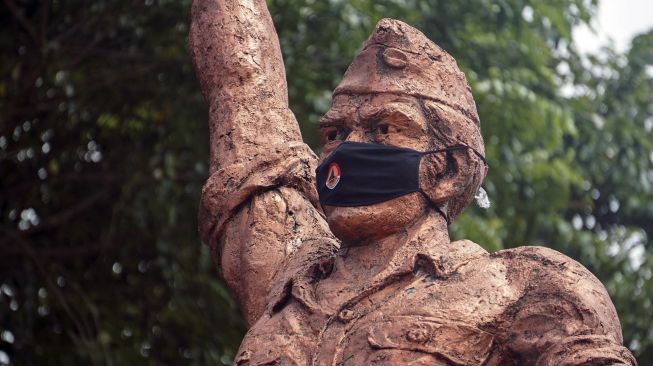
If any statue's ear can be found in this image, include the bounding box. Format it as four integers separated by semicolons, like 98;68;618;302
418;149;478;213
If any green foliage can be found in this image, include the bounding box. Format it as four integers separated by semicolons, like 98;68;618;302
1;0;651;364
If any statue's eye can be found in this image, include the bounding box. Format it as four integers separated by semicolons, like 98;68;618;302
374;122;397;135
324;127;350;142
372;122;402;143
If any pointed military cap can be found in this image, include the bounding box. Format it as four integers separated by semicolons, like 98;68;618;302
334;18;480;126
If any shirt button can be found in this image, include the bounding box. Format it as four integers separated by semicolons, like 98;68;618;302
406;328;429;344
338;308;355;322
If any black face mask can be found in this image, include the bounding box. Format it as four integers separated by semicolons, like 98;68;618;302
315;141;487;208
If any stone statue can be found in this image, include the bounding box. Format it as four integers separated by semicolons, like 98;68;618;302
189;1;637;364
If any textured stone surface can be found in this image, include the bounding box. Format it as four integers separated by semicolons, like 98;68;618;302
189;0;636;364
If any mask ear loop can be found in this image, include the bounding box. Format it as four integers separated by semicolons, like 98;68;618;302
421;144;488;166
418;186;451;225
418;144;490;224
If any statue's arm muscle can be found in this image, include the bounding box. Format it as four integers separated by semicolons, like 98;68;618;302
189;0;335;327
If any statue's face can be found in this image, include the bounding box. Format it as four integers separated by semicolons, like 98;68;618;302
318;93;432;245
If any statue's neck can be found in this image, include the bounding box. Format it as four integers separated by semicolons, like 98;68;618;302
335;209;450;282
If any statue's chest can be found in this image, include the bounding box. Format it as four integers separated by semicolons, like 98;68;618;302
235;262;517;366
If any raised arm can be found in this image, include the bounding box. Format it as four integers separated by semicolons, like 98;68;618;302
189;0;299;170
189;0;336;326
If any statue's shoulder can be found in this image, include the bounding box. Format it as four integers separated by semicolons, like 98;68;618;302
492;245;581;271
491;245;598;287
491;245;624;344
492;245;609;302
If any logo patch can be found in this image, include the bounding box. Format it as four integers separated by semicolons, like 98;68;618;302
325;162;341;189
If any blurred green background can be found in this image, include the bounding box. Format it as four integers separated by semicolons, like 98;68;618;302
1;0;652;364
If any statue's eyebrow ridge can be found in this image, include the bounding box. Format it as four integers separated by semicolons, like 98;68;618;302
359;104;426;131
319;110;350;127
318;119;346;128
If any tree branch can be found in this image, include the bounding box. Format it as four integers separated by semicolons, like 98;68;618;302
3;0;40;44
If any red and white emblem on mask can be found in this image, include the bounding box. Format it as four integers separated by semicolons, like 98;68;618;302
325;162;341;189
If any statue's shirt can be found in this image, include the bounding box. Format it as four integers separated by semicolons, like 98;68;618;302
232;241;634;365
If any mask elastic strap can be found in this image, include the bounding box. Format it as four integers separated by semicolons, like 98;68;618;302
421;144;488;167
418;188;450;225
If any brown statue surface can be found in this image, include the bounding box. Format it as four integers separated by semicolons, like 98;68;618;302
189;1;636;364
